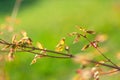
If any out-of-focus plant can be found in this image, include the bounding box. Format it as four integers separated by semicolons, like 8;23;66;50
0;0;22;79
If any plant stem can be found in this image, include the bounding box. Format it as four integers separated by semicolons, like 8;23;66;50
21;49;73;59
79;34;119;68
1;38;120;71
87;60;120;70
24;46;74;57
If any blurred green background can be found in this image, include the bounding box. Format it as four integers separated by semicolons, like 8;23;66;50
0;0;120;80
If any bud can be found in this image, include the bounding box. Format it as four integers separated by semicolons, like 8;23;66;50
55;37;66;52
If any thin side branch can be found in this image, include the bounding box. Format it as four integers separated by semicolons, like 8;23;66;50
79;34;119;68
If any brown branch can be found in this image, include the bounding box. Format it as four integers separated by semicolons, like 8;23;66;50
1;38;120;71
24;46;74;57
22;49;73;59
87;60;120;70
79;34;119;68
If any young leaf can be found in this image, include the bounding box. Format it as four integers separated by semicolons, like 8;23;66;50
27;38;32;45
81;44;90;51
37;42;47;55
1;45;10;50
30;54;42;65
86;30;96;34
30;58;37;65
75;25;86;32
73;34;80;44
37;42;44;49
55;37;65;52
8;48;15;61
68;32;77;36
12;35;16;43
21;31;27;38
18;31;32;46
95;61;105;67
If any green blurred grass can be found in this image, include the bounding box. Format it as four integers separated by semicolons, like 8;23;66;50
1;0;120;80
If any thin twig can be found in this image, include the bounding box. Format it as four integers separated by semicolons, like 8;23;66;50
24;46;74;57
21;49;73;59
87;60;120;70
1;38;120;71
79;34;119;68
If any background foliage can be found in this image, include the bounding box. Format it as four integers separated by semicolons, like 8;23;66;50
0;0;120;80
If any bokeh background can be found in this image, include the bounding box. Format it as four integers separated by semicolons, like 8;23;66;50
0;0;120;80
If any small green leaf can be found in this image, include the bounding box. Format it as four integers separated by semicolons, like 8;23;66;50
55;37;66;52
81;44;90;51
73;34;80;44
86;30;96;34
